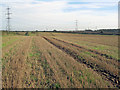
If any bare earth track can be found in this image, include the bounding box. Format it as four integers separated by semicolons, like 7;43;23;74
43;36;119;88
2;33;119;88
52;37;118;61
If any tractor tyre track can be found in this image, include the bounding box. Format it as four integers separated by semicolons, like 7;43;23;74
52;37;118;61
52;38;118;68
43;37;119;88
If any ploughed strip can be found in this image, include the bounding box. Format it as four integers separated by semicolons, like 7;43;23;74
52;37;118;61
43;36;119;88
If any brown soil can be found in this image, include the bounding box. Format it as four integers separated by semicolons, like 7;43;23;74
2;35;116;88
52;37;118;61
43;36;119;88
2;36;32;88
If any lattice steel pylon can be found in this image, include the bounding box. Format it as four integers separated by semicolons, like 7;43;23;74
6;7;12;32
75;20;78;31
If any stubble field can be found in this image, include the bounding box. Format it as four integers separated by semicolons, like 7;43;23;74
2;32;119;88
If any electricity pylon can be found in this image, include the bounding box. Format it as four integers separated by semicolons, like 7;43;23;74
6;7;12;32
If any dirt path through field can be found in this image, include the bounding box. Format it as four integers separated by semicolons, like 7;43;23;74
36;36;114;88
2;36;116;88
52;37;118;61
43;36;119;88
52;37;119;74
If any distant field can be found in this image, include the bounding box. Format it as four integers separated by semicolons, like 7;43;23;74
2;32;119;88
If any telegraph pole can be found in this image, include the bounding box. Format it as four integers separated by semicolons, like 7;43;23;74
6;7;12;32
75;20;78;31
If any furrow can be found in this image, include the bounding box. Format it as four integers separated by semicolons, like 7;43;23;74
52;37;118;61
43;37;119;88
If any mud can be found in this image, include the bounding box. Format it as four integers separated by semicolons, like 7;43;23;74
43;37;119;88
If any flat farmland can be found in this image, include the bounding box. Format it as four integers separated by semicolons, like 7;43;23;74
2;32;119;88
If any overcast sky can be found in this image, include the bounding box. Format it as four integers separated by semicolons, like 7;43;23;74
0;0;119;31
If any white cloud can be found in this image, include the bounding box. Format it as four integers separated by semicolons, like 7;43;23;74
0;0;118;31
67;2;117;9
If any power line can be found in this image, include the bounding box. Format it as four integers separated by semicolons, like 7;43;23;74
6;7;12;32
